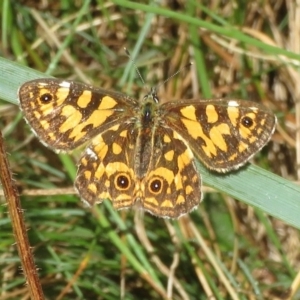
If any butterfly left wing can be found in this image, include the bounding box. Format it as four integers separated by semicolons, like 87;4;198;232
163;99;277;172
18;79;138;152
75;122;138;210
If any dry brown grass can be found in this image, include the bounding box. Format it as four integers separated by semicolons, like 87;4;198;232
0;1;300;299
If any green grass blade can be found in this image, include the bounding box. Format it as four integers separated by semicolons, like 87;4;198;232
111;0;300;62
1;56;299;230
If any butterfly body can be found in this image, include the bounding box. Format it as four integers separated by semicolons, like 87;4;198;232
19;78;276;218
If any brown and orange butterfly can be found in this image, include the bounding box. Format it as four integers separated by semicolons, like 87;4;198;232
18;78;276;218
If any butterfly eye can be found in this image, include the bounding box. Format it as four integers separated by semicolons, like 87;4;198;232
241;116;254;128
148;177;163;194
115;173;131;191
40;93;53;103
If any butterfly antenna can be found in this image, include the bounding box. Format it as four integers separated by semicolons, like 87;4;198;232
125;48;146;87
125;48;192;97
154;62;193;92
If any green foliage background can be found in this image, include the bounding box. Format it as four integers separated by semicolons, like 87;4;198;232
0;1;300;299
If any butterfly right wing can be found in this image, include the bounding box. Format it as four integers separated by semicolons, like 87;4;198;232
18;79;138;152
140;126;202;219
162;99;276;172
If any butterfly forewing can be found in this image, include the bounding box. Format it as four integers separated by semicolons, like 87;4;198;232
18;79;138;151
163;99;276;172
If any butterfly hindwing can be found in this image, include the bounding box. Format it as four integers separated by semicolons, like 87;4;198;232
75;122;202;218
75;123;138;210
142;127;202;218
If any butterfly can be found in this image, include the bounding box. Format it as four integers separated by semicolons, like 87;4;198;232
18;78;277;218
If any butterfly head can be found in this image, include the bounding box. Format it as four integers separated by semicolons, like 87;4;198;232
143;87;159;104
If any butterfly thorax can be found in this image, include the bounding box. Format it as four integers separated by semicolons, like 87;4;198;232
134;93;161;179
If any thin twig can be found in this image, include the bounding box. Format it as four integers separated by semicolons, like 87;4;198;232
0;130;44;300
